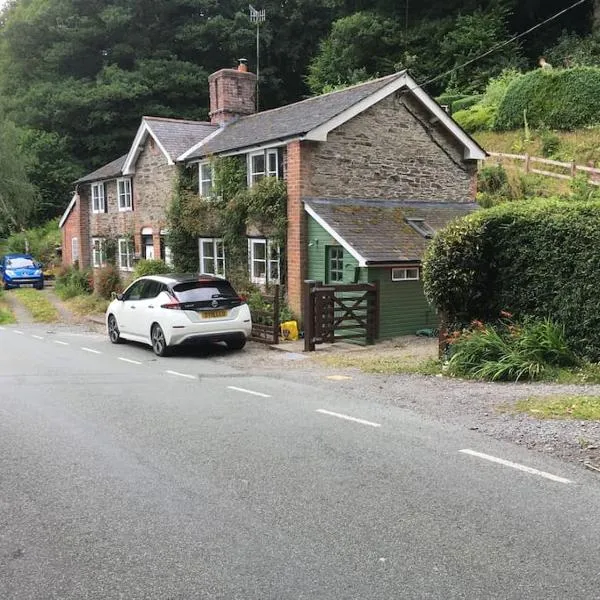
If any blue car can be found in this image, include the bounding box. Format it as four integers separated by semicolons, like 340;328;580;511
0;253;45;290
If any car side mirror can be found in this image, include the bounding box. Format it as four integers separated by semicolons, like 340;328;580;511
112;291;124;301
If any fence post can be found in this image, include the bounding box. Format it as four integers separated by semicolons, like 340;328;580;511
524;153;530;173
303;280;316;352
366;280;379;345
272;284;280;345
571;160;577;178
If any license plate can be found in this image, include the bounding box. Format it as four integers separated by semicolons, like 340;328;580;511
201;310;228;319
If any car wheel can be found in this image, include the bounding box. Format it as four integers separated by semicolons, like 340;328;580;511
35;282;44;290
151;324;171;357
107;314;124;344
227;337;246;351
3;281;9;291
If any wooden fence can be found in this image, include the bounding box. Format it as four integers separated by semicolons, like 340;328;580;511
247;284;280;345
485;152;600;186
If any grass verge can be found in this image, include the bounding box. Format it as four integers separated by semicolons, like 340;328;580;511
317;354;442;375
0;290;16;324
12;289;59;322
512;395;600;420
65;294;109;316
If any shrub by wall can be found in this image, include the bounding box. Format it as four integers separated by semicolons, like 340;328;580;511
495;67;600;130
423;199;600;360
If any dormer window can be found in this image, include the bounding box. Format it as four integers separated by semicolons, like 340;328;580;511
406;218;435;238
117;178;132;211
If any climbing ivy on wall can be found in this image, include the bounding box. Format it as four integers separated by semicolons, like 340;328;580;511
167;157;288;289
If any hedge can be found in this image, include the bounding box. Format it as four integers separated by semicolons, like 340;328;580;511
423;199;600;360
495;67;600;130
451;94;483;113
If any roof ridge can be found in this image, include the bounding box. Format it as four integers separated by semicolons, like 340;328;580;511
228;71;405;125
143;116;214;126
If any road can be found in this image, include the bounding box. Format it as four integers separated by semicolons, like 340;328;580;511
1;323;599;599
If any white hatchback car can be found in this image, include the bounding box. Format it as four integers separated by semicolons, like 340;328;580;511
105;274;252;356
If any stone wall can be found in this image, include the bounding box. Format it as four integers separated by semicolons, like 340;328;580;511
308;92;477;202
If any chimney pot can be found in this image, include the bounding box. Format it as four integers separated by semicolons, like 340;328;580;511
238;58;248;72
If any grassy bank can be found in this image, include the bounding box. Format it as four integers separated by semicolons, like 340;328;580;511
12;289;59;322
0;289;15;324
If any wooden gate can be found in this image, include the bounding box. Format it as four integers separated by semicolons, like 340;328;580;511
303;280;379;351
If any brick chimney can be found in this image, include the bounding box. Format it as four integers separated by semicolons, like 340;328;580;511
209;59;257;125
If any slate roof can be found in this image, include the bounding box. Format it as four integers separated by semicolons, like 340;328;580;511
186;73;404;159
75;155;127;184
144;117;217;161
304;198;478;264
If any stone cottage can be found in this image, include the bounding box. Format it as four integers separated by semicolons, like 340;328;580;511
60;61;486;336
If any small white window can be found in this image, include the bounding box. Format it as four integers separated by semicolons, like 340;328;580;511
118;238;134;271
91;183;105;213
249;149;278;186
249;238;280;285
71;237;79;264
391;267;420;281
91;238;106;268
199;162;213;198
199;238;225;276
117;178;132;211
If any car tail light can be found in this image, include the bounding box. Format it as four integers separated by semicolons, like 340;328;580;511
161;300;182;310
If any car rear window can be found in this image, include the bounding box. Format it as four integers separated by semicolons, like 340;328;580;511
172;280;238;302
6;257;35;268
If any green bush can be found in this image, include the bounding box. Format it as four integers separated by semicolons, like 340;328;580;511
451;94;483;113
447;318;577;382
540;129;561;158
423;199;600;360
95;264;122;299
5;219;61;267
54;266;92;299
133;259;172;279
453;104;496;132
436;93;466;109
495;67;600;131
478;165;508;194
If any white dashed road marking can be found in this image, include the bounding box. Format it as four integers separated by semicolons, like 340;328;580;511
227;386;272;398
81;347;102;355
54;340;69;346
316;409;382;428
118;357;142;365
460;449;572;484
31;335;44;340
14;330;24;335
166;370;196;380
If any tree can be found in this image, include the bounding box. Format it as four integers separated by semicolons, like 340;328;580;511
0;119;36;235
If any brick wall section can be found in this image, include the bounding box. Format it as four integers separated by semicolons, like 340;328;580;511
61;197;81;267
88;138;176;267
285;140;313;317
308;92;478;201
209;68;257;125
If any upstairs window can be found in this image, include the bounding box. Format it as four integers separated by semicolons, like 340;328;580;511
199;238;225;277
117;178;132;212
248;238;280;285
91;183;105;213
199;162;213;198
249;149;279;186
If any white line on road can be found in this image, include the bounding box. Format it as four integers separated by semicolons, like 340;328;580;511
14;330;24;335
166;370;196;380
227;385;272;398
81;347;102;355
316;409;382;428
118;357;142;365
459;449;572;484
0;326;5;330
54;340;69;346
31;335;44;340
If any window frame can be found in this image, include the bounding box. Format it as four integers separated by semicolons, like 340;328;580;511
248;149;279;186
91;237;106;268
117;177;133;212
327;246;344;283
248;238;280;285
71;237;79;264
199;161;214;198
91;183;105;214
118;238;134;271
198;238;225;277
391;267;420;281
